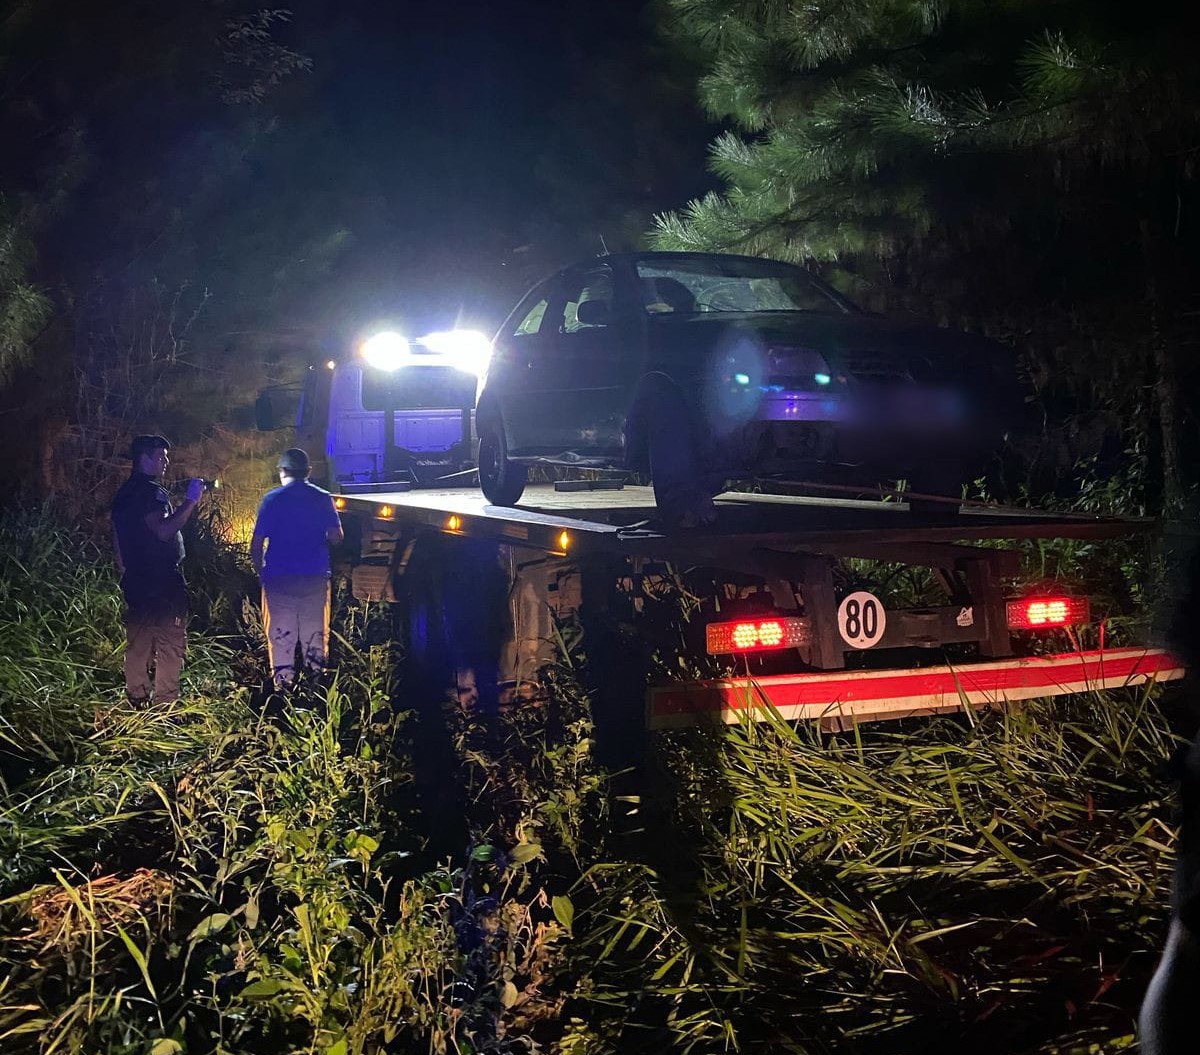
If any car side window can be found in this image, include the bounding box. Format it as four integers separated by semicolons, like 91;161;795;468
512;297;549;337
559;270;614;334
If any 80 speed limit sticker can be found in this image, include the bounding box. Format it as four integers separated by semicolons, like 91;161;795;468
837;591;887;649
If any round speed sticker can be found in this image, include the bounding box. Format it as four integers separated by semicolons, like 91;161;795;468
837;591;887;649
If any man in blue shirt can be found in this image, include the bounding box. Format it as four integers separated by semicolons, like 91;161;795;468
111;435;207;704
251;447;344;687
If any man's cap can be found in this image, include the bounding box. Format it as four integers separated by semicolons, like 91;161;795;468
277;447;311;474
130;434;170;461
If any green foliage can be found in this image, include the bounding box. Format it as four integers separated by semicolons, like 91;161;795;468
0;2;339;509
656;0;1196;261
0;507;587;1053
0;504;1185;1053
565;687;1177;1053
0;504;126;757
654;0;1200;510
0;205;50;379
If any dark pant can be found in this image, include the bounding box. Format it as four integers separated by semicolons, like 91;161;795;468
124;612;187;703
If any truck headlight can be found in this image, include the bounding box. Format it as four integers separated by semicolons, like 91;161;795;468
418;329;492;376
361;331;412;371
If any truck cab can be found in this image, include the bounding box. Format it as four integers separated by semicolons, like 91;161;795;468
261;329;489;491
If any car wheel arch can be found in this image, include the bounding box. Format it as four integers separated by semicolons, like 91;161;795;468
475;392;509;444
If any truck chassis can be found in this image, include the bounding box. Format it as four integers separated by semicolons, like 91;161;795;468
333;484;1183;736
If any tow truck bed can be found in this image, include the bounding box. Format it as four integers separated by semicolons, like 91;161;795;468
337;484;1154;555
332;484;1182;734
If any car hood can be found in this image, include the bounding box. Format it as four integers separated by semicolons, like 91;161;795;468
650;310;1013;384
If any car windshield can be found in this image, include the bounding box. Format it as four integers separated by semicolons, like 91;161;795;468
634;257;851;316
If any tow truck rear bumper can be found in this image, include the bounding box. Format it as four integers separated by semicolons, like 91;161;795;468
647;647;1185;729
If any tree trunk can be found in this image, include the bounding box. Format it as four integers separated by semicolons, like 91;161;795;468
1141;217;1184;515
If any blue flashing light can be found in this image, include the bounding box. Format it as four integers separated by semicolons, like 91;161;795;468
734;372;751;385
814;372;832;386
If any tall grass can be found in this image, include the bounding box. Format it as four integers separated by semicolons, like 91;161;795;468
0;505;583;1054
557;689;1179;1054
0;504;1185;1054
0;505;126;757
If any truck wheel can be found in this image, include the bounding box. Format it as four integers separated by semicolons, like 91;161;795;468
478;414;526;506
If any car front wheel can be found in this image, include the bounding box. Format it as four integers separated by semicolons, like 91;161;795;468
478;412;526;506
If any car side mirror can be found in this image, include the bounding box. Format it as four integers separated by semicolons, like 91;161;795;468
576;299;611;326
254;391;275;431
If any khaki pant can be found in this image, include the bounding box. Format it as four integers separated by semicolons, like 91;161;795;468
125;614;186;703
262;575;331;686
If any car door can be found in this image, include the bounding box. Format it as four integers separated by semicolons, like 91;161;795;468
487;287;554;453
533;265;634;456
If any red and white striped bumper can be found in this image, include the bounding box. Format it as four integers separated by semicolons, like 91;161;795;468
646;648;1185;729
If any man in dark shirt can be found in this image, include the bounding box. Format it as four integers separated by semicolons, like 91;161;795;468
251;447;344;687
110;435;205;705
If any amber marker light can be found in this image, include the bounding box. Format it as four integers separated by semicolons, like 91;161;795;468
447;515;462;531
557;531;571;552
379;505;394;519
334;497;347;510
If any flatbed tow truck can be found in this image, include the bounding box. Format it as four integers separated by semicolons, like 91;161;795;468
329;481;1184;740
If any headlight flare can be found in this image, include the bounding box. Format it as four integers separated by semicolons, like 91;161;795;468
361;331;412;371
417;329;493;376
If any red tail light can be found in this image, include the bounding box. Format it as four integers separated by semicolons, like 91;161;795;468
1006;596;1090;630
706;616;810;655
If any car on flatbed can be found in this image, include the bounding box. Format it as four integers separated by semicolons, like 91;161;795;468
475;252;1025;520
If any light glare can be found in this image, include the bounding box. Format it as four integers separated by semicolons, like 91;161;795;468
706;616;810;654
361;331;411;371
1027;600;1068;625
732;622;758;649
1006;595;1089;630
419;329;493;375
758;620;784;646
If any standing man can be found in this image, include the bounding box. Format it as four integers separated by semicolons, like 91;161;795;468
251;447;344;687
111;435;206;706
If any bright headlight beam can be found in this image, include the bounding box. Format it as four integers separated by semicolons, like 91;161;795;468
418;329;493;376
361;328;493;375
361;331;411;371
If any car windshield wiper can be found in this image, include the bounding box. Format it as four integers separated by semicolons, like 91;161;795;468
690;307;812;314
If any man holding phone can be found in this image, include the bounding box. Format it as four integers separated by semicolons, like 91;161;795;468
110;434;206;706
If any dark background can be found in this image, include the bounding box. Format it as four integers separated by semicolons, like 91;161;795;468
1;0;1196;514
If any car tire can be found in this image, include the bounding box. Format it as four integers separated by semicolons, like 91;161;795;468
478;411;526;506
